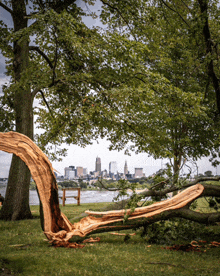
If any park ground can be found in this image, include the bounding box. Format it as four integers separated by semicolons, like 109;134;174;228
0;201;220;276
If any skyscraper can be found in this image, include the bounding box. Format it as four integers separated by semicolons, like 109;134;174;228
95;157;101;173
109;161;117;174
124;160;128;175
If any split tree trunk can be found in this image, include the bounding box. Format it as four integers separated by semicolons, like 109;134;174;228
0;132;207;248
0;0;33;220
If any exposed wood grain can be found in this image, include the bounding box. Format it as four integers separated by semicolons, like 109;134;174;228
0;132;204;247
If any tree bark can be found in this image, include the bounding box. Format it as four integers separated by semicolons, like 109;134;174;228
0;0;33;220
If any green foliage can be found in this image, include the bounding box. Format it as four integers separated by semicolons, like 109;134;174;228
95;0;220;179
29;181;36;190
208;197;220;211
139;219;213;245
112;179;148;221
1;0;220;169
79;180;87;189
113;179;132;201
204;171;213;177
58;180;78;188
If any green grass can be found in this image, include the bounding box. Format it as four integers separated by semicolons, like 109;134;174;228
1;203;220;276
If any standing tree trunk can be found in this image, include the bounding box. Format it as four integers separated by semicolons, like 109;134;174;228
172;149;182;197
173;153;182;184
198;0;220;114
0;0;33;220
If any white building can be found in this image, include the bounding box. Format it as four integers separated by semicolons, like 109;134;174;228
64;167;73;179
109;161;117;174
83;168;88;175
68;171;75;180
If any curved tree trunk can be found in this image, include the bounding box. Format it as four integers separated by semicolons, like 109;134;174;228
0;132;207;248
0;0;33;220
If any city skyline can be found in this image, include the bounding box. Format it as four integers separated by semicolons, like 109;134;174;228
65;159;127;178
64;159;144;180
0;138;219;178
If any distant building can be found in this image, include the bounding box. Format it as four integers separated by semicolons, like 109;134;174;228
125;173;133;180
116;172;124;180
95;157;101;174
109;161;117;175
83;168;88;175
64;166;78;179
64;166;75;179
124;160;128;175
135;168;143;178
101;169;108;178
68;171;75;180
76;166;83;178
94;171;100;178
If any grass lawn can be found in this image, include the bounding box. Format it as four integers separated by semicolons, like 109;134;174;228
1;202;220;276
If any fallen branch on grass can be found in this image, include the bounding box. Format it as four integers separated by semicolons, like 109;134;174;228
164;240;220;252
110;232;136;236
0;131;217;248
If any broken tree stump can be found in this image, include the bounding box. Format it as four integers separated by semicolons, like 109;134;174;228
0;132;204;247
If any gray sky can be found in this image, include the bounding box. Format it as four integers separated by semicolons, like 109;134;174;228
0;1;218;178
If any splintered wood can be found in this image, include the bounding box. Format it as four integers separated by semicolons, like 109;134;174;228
0;132;204;247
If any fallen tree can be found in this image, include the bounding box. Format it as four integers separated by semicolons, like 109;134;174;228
0;132;220;248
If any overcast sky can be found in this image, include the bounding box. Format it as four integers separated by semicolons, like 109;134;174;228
0;1;218;178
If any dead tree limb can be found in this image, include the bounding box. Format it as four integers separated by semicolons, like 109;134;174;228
0;132;218;247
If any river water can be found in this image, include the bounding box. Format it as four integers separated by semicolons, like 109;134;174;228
0;186;130;205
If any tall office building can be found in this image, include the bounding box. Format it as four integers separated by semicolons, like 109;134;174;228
135;168;143;178
124;160;128;175
76;166;83;177
109;161;117;174
95;157;101;173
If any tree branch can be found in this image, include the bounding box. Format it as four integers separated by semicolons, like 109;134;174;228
31;78;61;101
48;0;77;13
138;177;220;199
97;178;131;191
0;3;13;14
149;180;169;190
159;0;190;27
82;203;220;237
39;90;55;119
100;0;137;41
29;46;53;69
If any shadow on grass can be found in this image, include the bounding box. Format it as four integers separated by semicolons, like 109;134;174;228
0;258;23;275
